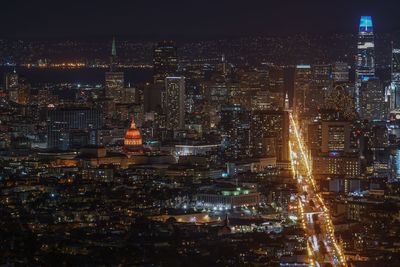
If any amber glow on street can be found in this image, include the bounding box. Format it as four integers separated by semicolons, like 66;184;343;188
290;112;347;267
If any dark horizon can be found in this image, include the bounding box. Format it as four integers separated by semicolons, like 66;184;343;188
2;0;400;39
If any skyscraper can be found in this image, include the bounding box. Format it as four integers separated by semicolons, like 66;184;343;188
332;62;349;83
105;38;124;103
153;41;178;84
250;110;289;161
4;69;18;91
220;104;250;160
321;121;351;153
4;70;30;105
164;76;185;130
293;64;312;116
359;78;386;121
309;64;333;114
356;16;375;110
390;48;400;109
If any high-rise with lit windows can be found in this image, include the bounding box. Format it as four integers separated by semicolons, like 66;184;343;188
390;48;400;109
355;16;375;110
105;38;124;103
165;76;185;130
153;41;178;84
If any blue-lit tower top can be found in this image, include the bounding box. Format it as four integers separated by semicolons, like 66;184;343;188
359;16;373;33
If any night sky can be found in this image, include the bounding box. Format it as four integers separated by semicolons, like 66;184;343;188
2;0;400;39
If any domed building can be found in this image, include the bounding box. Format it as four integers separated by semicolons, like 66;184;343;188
124;118;143;154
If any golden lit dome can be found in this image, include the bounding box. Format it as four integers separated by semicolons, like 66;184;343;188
124;117;143;153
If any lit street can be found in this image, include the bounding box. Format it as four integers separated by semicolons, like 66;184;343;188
289;113;347;267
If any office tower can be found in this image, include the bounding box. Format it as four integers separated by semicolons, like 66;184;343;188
105;38;124;103
356;16;375;110
307;123;321;154
322;85;357;121
359;78;386;121
220;104;250;160
216;54;230;76
309;64;333;114
47;108;103;150
4;70;29;105
293;64;312;115
165;77;185;130
4;69;18;91
313;154;360;178
268;65;285;93
15;77;30;105
321;121;351;153
206;80;230;105
313;64;332;88
251;110;289;161
237;67;263;92
313;121;360;179
251;90;284;111
390;48;400;109
333;62;349;83
153;41;178;84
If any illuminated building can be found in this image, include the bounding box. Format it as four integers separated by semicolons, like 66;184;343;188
4;70;30;105
322;85;358;121
37;88;58;107
321;121;351;153
175;144;220;156
206;79;231;104
251;90;284;111
237;68;264;92
388;109;400;140
220;104;250;160
313;153;360;178
307;123;321;154
313;64;332;88
250;110;289;161
268;65;285;93
333;62;349;83
153;41;178;84
81;168;114;182
123;117;143;154
47;108;103;150
359;78;386;121
308;64;332;115
293;64;312;116
204;77;239;127
356;16;375;110
164;76;185;130
196;186;261;210
4;69;18;91
105;38;125;103
390;48;400;109
15;77;30;105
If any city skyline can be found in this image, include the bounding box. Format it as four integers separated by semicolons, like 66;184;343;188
1;5;400;267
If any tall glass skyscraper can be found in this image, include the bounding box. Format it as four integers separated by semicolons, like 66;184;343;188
390;48;400;109
355;16;375;110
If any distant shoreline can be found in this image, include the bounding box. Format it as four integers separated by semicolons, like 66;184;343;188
0;66;153;85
